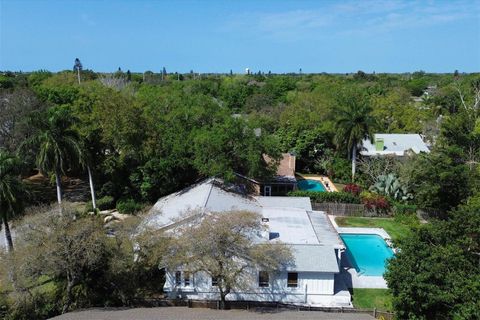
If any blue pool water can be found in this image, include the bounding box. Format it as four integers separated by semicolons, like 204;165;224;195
297;179;326;192
340;234;394;276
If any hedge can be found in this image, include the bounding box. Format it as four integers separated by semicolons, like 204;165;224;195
288;191;361;204
84;195;115;213
116;198;144;214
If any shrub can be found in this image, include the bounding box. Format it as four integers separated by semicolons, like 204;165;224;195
116;198;143;214
360;191;391;214
343;183;362;196
84;195;115;213
288;190;361;204
393;203;417;215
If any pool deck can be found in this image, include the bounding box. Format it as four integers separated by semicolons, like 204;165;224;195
296;174;338;192
329;215;391;289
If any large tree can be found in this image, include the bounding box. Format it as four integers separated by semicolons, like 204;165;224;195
334;91;376;182
165;210;293;309
21;107;82;205
385;197;480;319
0;151;24;252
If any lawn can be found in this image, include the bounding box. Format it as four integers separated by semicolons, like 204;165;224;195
352;288;393;311
335;216;417;241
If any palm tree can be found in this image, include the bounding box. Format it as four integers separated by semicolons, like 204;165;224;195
21;108;82;206
0;151;24;252
73;58;83;85
334;92;376;182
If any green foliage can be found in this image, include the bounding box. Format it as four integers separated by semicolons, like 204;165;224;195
401;147;475;217
352;288;393;311
84;195;115;212
116;198;143;214
405;77;428;96
393;203;417;215
370;173;412;201
385;200;480;319
288;190;361;204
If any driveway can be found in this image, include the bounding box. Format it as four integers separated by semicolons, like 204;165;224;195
51;307;374;320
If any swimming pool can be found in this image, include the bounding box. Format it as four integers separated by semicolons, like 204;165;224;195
297;179;326;192
340;233;394;276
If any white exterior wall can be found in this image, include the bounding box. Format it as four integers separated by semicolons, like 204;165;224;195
164;270;340;306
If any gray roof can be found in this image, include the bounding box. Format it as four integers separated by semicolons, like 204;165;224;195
144;178;343;274
255;196;312;211
308;211;344;248
287;245;340;273
361;133;430;156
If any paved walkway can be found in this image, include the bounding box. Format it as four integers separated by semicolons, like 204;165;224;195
51;307;374;320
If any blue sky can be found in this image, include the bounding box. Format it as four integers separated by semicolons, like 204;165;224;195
1;0;479;73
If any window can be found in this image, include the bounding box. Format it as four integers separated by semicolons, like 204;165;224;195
258;271;269;287
211;276;218;287
175;271;182;286
184;272;191;287
287;272;298;288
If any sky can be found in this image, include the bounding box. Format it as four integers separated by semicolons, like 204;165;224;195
0;0;479;73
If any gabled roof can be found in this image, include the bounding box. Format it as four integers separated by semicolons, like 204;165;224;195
144;178;261;229
361;133;430;156
143;178;344;274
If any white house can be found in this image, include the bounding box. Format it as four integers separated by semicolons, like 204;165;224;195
361;133;430;157
142;178;351;307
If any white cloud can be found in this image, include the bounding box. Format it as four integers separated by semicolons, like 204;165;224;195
225;0;479;41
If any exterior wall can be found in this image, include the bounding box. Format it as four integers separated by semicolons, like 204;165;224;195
164;270;340;306
259;183;296;196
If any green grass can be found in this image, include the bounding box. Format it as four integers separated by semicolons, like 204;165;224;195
335;216;416;241
352;288;393;311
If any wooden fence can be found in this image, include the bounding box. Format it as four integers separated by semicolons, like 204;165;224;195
311;202;392;217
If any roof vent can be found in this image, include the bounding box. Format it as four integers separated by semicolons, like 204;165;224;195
269;232;280;240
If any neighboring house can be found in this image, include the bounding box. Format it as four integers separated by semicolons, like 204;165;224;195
236;153;297;196
360;134;430;157
143;178;350;307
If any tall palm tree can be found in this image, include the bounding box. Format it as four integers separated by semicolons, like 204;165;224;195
73;58;83;85
334;92;376;182
21;107;82;205
0;151;24;252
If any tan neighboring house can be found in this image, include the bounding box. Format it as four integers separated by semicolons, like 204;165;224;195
236;153;297;196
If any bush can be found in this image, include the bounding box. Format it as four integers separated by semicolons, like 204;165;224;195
393;203;417;215
344;183;362;196
288;190;361;204
116;198;143;214
360;191;391;214
84;195;115;213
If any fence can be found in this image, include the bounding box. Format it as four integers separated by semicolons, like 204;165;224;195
311;202;393;217
186;299;394;319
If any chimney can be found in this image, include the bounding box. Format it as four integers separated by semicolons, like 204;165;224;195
375;138;384;151
289;153;296;170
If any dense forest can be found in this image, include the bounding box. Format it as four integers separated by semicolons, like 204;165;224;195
0;65;479;319
1;68;478;207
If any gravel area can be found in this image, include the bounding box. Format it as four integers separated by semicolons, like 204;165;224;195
50;307;374;320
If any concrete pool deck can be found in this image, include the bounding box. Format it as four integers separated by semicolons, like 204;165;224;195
329;215;391;289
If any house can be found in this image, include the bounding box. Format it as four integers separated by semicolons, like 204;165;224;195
143;178;351;307
235;153;297;196
360;134;430;157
